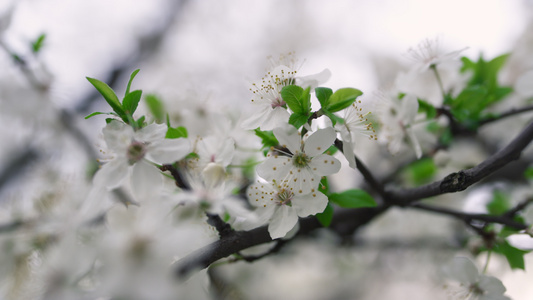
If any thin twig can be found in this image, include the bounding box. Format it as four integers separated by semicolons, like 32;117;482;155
410;203;528;230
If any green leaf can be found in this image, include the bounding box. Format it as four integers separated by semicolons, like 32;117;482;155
288;113;308;129
316;202;334;227
328;189;376;208
84;111;114;119
324;144;338;156
494;240;529;270
404;158;437;185
125;69;140;96
327;88;363;113
487;190;510;215
145;94;166;123
319;176;330;195
524;167;533;180
166;126;188;139
316;87;333;109
254;128;279;150
322;109;343;126
281;85;305;114
86;77;125;118
105;118;115;124
135;115;146;129
122;90;142;116
31;33;46;53
417;99;437;119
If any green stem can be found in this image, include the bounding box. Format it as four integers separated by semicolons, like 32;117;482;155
482;250;492;274
430;64;446;100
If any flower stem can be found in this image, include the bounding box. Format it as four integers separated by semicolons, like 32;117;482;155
482;250;492;274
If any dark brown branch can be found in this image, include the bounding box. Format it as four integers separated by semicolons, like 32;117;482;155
160;164;190;190
175;205;388;279
504;198;533;219
479;105;533;126
409;203;528;230
387;120;533;204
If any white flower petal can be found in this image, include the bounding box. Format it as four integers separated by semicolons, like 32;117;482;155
103;121;133;152
308;154;341;176
260;107;290;131
131;160;162;201
399;94;419;124
292;192;328;217
297;68;331;89
443;257;479;284
268;205;298;239
147;138;190;164
304;127;336;157
246;181;276;209
288;166;320;195
93;157;129;190
135;123;167;143
478;275;507;295
256;154;292;182
273;125;301;154
341;140;356;169
241;104;270;130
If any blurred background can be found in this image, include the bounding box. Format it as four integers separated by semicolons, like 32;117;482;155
0;0;532;299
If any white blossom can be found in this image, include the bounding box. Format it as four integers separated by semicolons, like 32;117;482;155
374;91;422;158
247;180;327;239
256;125;340;195
335;103;376;168
442;257;510;300
93;120;190;201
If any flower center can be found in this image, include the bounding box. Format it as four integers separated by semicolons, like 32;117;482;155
127;141;146;165
276;188;293;206
271;97;286;108
292;152;310;168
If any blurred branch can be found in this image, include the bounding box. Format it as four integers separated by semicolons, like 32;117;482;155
174;205;388;279
478;105;533;126
386;120;533;204
409;203;528;230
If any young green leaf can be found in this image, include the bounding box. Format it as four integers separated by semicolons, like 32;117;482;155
166;126;188;139
281;85;305;114
417;99;437;119
328;189;376;208
288;113;309;129
123;90;142;116
524;167;533;180
487;190;509;215
494;240;529;270
327;88;363;113
86;77;125;118
31;33;46;53
316;202;334;227
145;94;166;123
319;176;330;195
315;87;333;108
404;158;438;185
254;128;279;150
125;69;140;96
84;111;115;119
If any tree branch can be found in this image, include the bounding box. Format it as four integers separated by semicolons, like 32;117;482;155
409;203;528;230
174;205;389;279
387;120;533;204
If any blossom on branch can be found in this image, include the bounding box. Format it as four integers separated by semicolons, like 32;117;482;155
93;120;190;201
256;125;340;195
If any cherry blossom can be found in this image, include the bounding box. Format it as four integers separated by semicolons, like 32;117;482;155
247;180;328;239
93;120;190;200
256;125;340;195
442;257;510;300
